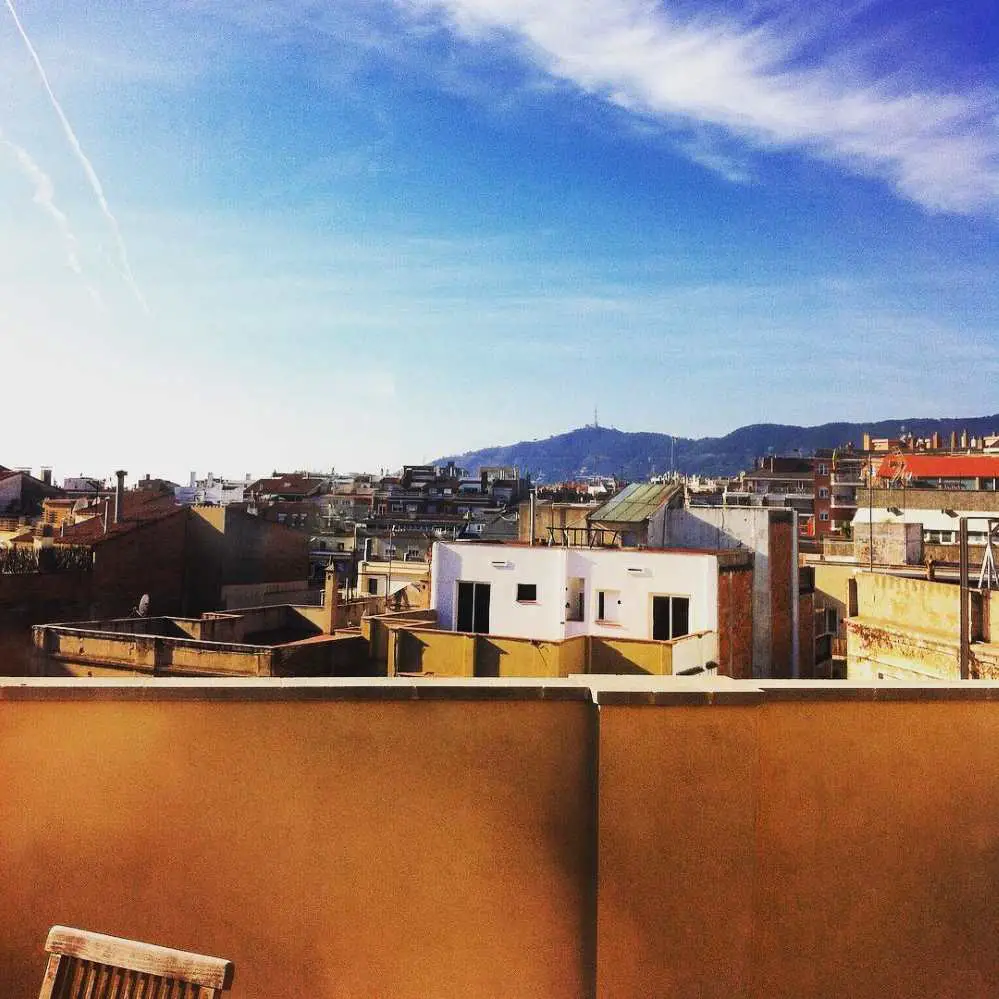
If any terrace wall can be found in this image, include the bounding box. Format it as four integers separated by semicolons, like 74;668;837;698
1;680;999;998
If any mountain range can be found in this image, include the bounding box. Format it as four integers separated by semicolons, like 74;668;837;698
437;417;999;481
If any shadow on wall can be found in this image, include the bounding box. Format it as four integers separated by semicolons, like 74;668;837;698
476;641;501;678
397;631;431;674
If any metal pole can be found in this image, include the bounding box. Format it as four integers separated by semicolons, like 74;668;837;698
387;525;394;608
868;480;874;572
959;517;970;679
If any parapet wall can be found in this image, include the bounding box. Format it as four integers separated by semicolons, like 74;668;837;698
2;679;998;998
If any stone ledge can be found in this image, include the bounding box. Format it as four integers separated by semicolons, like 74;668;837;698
4;676;999;704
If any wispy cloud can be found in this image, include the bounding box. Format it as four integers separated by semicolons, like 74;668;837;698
3;0;148;310
0;131;103;307
395;0;999;214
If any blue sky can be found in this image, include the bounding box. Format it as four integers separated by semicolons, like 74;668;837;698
1;0;997;484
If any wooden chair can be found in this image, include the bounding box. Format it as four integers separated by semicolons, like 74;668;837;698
38;925;234;998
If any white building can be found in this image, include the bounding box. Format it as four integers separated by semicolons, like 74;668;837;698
430;541;751;646
175;472;249;507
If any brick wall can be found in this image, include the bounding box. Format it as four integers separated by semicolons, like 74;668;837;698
185;507;310;613
769;516;794;677
717;565;754;679
93;510;189;618
798;589;815;679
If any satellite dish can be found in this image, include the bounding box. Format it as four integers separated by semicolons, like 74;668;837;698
137;594;150;617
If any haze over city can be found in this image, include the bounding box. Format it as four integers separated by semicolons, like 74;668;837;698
2;0;997;484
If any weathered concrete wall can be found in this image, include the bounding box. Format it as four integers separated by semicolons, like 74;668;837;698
518;500;593;543
854;521;923;566
857;573;960;634
859;486;999;512
221;580;316;609
846;573;999;680
668;507;778;675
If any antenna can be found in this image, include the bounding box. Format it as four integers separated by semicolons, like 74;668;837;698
593;405;599;429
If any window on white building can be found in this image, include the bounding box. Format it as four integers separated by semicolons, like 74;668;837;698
566;578;585;621
516;583;538;602
456;581;491;633
651;595;690;640
596;589;621;623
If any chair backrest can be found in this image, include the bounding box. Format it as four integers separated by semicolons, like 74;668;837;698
38;926;235;999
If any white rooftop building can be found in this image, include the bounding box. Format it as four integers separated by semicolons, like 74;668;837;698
430;541;753;658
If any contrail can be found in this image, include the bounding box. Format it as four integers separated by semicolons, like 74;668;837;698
4;0;147;312
1;131;104;308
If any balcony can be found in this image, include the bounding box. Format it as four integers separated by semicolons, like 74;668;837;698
3;678;998;998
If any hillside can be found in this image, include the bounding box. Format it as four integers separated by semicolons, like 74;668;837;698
437;416;999;481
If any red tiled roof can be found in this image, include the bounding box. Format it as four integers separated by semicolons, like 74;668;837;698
249;474;327;497
57;492;181;546
875;454;999;481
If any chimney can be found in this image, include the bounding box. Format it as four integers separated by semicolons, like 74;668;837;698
114;470;127;525
960;430;968;449
950;431;958;450
322;567;339;634
189;471;196;488
41;467;52;486
862;432;871;451
931;432;940;450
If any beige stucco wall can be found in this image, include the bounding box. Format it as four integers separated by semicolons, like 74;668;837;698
4;680;999;998
856;572;961;634
0;684;594;999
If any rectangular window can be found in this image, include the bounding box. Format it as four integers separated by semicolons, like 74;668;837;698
596;589;621;623
566;577;585;621
456;581;491;634
367;578;378;595
652;595;690;640
818;487;829;499
516;583;538;602
819;511;829;521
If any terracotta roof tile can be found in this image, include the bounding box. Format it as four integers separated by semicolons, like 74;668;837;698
876;454;999;481
57;492;182;546
249;474;327;497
